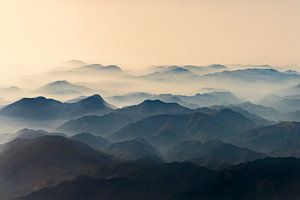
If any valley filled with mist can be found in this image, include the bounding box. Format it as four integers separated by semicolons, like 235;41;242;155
0;62;300;199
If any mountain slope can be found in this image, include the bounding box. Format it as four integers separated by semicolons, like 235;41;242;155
172;157;300;200
70;132;110;150
236;121;300;157
20;162;216;200
166;140;266;169
106;138;163;163
234;101;281;120
111;109;259;147
19;157;300;200
58;100;190;135
0;135;113;199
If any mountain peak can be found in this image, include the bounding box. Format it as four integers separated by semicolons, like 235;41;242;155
168;67;191;74
140;99;180;108
78;64;123;72
48;80;69;85
142;99;165;104
209;64;227;69
71;94;115;111
20;96;60;103
81;94;105;102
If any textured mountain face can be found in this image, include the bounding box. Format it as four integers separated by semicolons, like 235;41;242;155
236;121;300;157
171;157;300;200
111;109;259;147
0;135;113;199
259;94;300;113
70;132;110;150
106;138;163;163
234;101;281;120
0;94;114;120
19;158;300;200
58;100;191;136
166;140;266;169
19;162;217;200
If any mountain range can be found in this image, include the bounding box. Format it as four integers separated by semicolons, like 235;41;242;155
111;108;261;147
2;62;300;199
0;94;113;120
58;99;190;136
109;91;241;108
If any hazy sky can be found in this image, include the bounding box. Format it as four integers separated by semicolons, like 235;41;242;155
1;0;300;79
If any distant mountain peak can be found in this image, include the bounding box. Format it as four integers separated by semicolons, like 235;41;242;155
78;64;123;72
168;67;191;74
39;80;91;95
208;64;227;69
49;80;69;85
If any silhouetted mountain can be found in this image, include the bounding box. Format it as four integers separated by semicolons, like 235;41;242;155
111;109;259;147
0;135;113;199
20;162;216;200
58;100;190;136
38;80;92;95
0;94;114;120
0;96;64;120
171;157;300;200
237;121;300;157
70;132;110;150
106;138;163;163
0;129;66;147
166;140;266;169
67;94;114;116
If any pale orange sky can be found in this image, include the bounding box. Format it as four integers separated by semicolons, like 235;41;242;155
0;0;300;79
